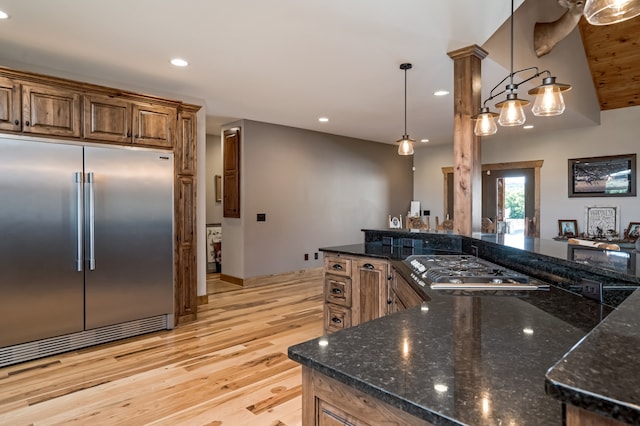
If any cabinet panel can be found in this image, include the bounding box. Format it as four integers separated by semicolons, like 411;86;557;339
0;77;20;132
84;95;132;143
223;128;241;218
393;271;424;311
177;111;196;175
22;83;81;137
355;259;388;324
325;275;352;307
132;103;176;148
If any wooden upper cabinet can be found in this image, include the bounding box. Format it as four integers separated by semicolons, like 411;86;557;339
21;83;81;138
84;95;132;143
132;103;176;148
177;110;197;175
0;77;21;132
84;95;177;148
223;128;241;218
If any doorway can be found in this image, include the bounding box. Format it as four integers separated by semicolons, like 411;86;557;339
497;176;526;235
442;160;543;236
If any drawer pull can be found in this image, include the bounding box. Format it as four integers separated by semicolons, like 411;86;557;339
14;119;19;125
332;264;343;270
331;288;343;294
331;317;342;324
25;120;30;127
363;263;374;269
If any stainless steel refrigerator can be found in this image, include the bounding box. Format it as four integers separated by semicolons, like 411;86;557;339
0;135;174;365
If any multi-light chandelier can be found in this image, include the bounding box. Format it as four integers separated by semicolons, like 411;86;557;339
584;0;640;25
471;0;572;136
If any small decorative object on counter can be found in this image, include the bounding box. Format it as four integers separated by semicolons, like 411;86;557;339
567;238;620;251
388;215;402;229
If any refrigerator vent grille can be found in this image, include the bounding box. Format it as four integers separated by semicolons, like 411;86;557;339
0;316;168;368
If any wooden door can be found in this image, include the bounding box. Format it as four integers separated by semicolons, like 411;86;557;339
223;128;241;218
84;95;132;143
21;83;81;137
132;103;176;148
0;77;21;132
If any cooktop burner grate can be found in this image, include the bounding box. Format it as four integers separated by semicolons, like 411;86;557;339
406;255;530;284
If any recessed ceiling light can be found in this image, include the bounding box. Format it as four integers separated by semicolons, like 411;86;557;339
0;10;9;19
434;90;449;96
420;139;429;143
318;117;329;123
523;125;534;129
170;58;189;67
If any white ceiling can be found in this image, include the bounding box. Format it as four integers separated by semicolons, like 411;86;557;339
0;0;600;147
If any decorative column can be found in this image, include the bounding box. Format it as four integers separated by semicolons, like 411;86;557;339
447;45;487;236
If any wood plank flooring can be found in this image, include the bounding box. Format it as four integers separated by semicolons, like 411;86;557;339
0;274;324;425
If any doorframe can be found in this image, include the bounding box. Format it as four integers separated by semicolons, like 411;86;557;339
442;160;543;237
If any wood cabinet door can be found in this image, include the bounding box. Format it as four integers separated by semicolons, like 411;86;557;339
393;271;424;311
176;111;197;175
132;103;176;148
21;83;81;137
223;128;241;218
0;77;21;132
354;259;388;324
83;95;132;143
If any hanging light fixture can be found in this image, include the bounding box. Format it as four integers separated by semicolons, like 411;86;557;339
584;0;640;25
471;0;572;136
397;63;415;156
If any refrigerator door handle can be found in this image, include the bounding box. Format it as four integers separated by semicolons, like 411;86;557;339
87;172;96;270
75;172;83;272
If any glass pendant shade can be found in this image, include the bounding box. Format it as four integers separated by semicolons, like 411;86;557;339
528;76;571;116
584;0;640;25
531;85;565;116
495;95;529;127
397;135;415;155
473;108;498;136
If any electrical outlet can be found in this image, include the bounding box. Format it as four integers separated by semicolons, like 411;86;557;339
314;252;318;260
304;253;309;261
580;279;603;303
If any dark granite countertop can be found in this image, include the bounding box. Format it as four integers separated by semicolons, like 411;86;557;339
546;288;640;424
303;236;640;424
289;279;607;425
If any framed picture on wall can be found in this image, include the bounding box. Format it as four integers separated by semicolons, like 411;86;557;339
568;154;636;197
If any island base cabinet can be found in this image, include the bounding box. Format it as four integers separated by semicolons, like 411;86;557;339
302;367;433;426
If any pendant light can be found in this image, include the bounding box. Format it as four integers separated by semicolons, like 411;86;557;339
471;0;571;136
397;63;414;156
584;0;640;25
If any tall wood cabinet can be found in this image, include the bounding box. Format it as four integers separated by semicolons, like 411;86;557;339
223;128;240;218
0;66;200;326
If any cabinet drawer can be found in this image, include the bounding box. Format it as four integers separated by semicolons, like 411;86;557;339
324;303;351;333
324;255;352;277
325;275;352;307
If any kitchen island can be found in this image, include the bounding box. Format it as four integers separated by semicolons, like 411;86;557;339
288;232;640;425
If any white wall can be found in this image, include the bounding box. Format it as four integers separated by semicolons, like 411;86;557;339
414;106;640;240
221;119;414;280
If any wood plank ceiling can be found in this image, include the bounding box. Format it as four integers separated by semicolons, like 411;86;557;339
579;15;640;110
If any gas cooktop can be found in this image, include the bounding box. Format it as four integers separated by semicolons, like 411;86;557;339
404;255;548;290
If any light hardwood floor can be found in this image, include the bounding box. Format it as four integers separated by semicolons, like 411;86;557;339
0;274;324;425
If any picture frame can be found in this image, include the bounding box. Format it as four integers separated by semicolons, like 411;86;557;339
625;222;640;240
584;205;619;239
388;215;402;229
206;223;222;273
558;219;578;237
214;175;222;203
568;154;636;198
